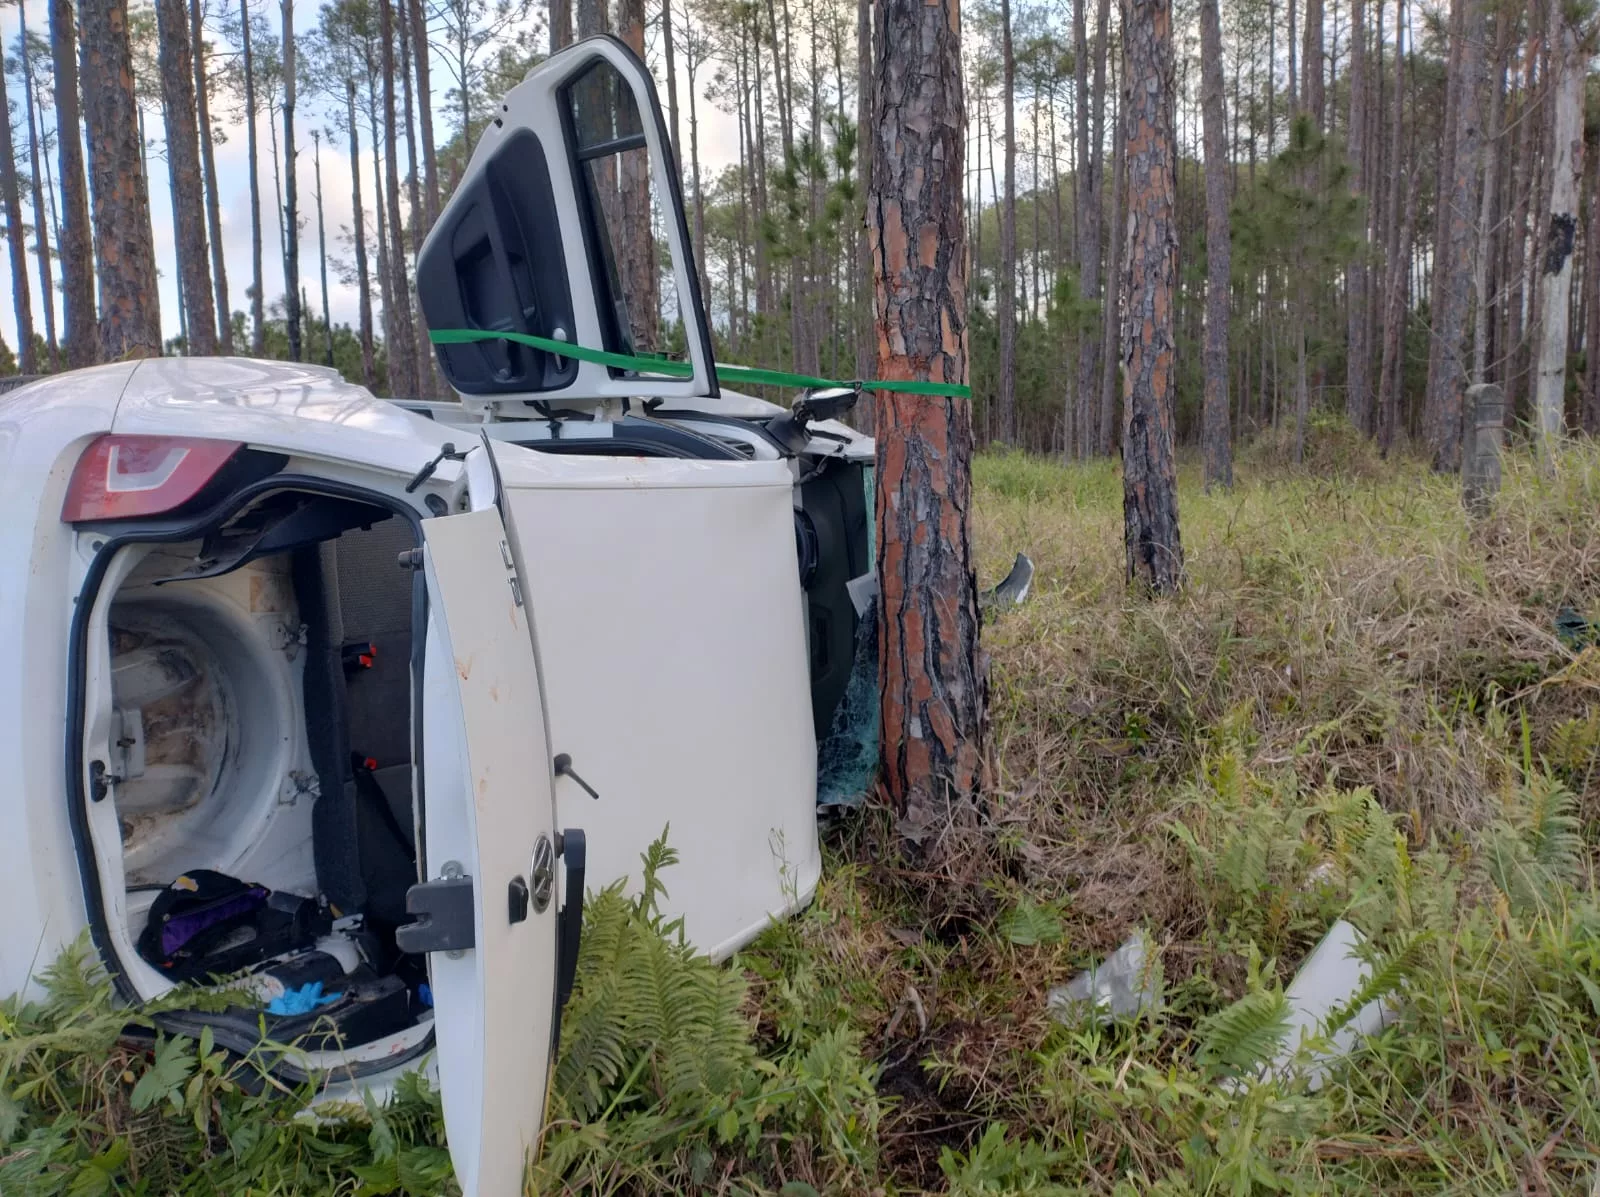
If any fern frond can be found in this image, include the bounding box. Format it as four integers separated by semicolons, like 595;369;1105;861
1197;989;1291;1076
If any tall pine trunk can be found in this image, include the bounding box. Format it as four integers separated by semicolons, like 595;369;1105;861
1375;0;1407;449
1533;0;1584;458
854;0;872;381
51;0;94;367
1584;128;1600;434
407;0;439;224
869;0;984;843
1422;0;1484;471
1345;0;1371;431
1121;0;1183;593
346;80;375;388
616;0;660;349
1098;45;1125;456
1303;0;1324;128
379;0;417;397
192;0;231;349
282;0;301;360
549;0;571;50
313;131;333;365
81;0;162;358
242;0;265;354
996;0;1017;444
17;0;56;363
156;0;218;354
1199;0;1232;489
0;24;35;373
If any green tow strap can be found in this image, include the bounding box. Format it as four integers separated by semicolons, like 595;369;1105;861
428;327;972;399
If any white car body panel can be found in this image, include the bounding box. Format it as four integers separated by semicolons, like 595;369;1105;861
490;445;821;958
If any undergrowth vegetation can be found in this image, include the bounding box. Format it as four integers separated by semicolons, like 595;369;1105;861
8;428;1600;1193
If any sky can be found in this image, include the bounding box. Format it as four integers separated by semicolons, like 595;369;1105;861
0;3;744;357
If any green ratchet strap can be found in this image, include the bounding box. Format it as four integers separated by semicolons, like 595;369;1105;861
428;327;972;399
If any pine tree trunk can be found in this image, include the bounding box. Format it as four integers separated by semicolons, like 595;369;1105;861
242;0;265;354
1472;34;1507;384
191;0;231;350
1534;0;1584;459
662;0;681;169
282;0;302;360
406;0;440;225
1423;0;1484;471
51;0;94;367
869;0;984;842
346;80;375;388
549;0;571;50
855;0;873;382
1074;0;1106;460
616;0;660;349
1121;0;1183;593
368;88;394;354
313;133;332;365
1303;0;1324;127
1098;46;1125;456
17;0;56;363
1584;130;1600;434
1345;0;1371;432
0;24;35;374
996;0;1017;444
686;32;709;307
156;0;217;354
379;0;416;397
81;0;162;359
1199;0;1232;489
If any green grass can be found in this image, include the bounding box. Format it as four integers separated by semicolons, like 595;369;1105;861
9;425;1600;1194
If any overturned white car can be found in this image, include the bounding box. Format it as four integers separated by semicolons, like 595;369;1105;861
0;36;875;1196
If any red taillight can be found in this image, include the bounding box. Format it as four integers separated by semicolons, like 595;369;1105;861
62;435;244;522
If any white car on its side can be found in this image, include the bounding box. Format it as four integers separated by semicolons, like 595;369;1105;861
0;36;873;1197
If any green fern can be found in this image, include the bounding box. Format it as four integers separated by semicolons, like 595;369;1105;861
1196;988;1291;1077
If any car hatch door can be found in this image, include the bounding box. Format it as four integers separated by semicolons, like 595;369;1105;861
403;505;560;1197
416;36;717;410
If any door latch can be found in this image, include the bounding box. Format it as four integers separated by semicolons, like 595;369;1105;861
396;868;475;955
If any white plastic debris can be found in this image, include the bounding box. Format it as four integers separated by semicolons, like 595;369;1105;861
1049;930;1162;1023
1267;919;1392;1092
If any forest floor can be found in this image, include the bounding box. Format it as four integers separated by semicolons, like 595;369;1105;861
723;420;1600;1194
10;419;1600;1195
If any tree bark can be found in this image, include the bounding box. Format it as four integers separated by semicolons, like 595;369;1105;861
616;0;660;350
241;0;265;354
407;0;440;226
156;0;217;354
1199;0;1232;489
662;0;681;170
346;80;375;388
1422;0;1484;472
1075;0;1108;459
855;0;873;381
51;0;94;367
1120;0;1183;594
869;0;985;843
1471;28;1507;385
996;0;1017;444
191;0;231;350
1303;0;1324;128
81;0;162;359
1584;129;1600;434
549;0;571;50
313;132;333;365
1375;0;1406;449
282;0;301;360
1533;0;1584;459
1098;45;1125;456
17;0;56;363
1345;0;1371;432
379;0;417;396
0;24;34;373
